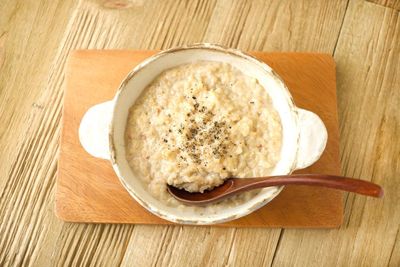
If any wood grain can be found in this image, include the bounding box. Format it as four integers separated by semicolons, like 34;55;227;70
367;0;400;10
58;50;342;227
272;0;400;266
0;0;398;266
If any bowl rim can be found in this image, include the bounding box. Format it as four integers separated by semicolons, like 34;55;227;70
108;43;299;225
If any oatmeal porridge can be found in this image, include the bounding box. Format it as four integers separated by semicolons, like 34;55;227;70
125;61;282;210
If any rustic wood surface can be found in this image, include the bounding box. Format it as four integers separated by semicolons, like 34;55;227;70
367;0;400;10
0;0;398;266
58;50;342;227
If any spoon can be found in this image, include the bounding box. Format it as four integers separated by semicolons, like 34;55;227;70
167;174;384;205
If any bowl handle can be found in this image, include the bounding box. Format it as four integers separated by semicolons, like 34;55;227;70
294;108;328;170
79;100;114;160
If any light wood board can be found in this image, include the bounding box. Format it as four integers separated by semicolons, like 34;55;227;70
57;50;342;227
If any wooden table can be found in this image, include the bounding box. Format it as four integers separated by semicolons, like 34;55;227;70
0;0;398;266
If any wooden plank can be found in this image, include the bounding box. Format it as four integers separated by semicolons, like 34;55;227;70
0;1;136;266
121;226;238;266
58;50;342;227
0;0;350;266
271;0;400;266
0;1;79;266
204;0;349;52
367;0;400;11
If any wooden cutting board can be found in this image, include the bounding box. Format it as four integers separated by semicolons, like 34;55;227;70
56;50;343;227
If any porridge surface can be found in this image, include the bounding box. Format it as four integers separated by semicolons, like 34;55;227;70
125;61;282;210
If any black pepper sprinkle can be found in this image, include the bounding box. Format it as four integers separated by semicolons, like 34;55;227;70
165;94;233;164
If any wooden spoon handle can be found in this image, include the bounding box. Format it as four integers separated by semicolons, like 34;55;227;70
234;174;384;198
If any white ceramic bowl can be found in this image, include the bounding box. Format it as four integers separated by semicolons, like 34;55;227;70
79;44;327;225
